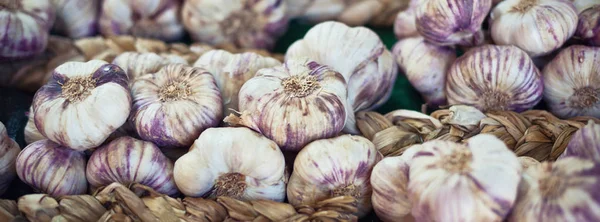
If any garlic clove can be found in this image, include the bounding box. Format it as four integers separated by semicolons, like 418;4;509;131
371;155;412;222
287;134;382;218
24;106;45;145
576;5;600;47
570;0;599;13
0;0;54;60
559;120;600;161
112;52;188;83
51;0;99;38
0;121;20;196
394;0;420;39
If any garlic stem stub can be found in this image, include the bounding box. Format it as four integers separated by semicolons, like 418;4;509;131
0;0;54;60
576;5;600;46
559;121;600;161
131;64;222;148
446;45;543;112
287;135;382;218
86;136;178;196
173;127;287;201
543;45;600;118
0;121;20;196
51;0;98;38
32;60;132;151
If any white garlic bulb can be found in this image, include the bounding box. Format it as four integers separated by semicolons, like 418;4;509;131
570;0;598;13
371;154;412;222
490;0;578;57
0;0;54;59
287;134;382;218
32;60;132;150
193;50;281;117
543;45;600;118
227;57;348;152
24;106;45;145
394;0;421;39
173;127;287;201
51;0;98;38
286;21;398;134
112;52;188;82
0;121;20;196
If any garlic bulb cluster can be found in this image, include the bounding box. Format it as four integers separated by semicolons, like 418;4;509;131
182;0;288;50
24;106;45;145
287;135;382;218
16;140;87;197
0;0;54;59
371;134;522;221
490;0;578;57
32;60;132;150
227;57;347;151
543;45;600;118
394;0;420;39
576;5;600;46
131;64;222;148
99;0;184;41
193;50;281;117
559;121;600;161
174;127;287;201
51;0;98;38
86;136;178;196
286;21;398;134
0;122;19;196
571;0;598;13
112;52;188;82
446;45;543;112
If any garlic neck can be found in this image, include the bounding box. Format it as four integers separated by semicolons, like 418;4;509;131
332;184;361;198
538;174;566;199
441;148;472;174
159;81;192;102
61;76;96;102
569;86;599;109
282;74;321;98
481;90;510;111
220;10;259;37
214;173;247;198
0;0;19;11
513;0;537;12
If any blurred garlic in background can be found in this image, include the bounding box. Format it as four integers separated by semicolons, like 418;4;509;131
570;0;599;13
51;0;98;38
394;0;421;39
518;156;541;170
0;122;19;196
0;0;54;60
286;0;408;27
576;5;600;46
112;52;188;83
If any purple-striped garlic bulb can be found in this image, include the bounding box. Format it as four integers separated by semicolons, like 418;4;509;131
394;0;421;39
287;135;382;218
559;121;600;161
99;0;184;41
182;0;288;50
131;64;222;148
509;157;600;221
416;0;491;46
543;45;600;118
16;139;87;197
32;60;132;150
371;134;522;221
446;45;543;112
0;0;54;60
51;0;98;38
490;0;578;57
193;50;281;117
570;0;598;13
173;127;287;201
112;52;188;83
86;136;178;196
0;121;19;196
286;21;398;134
225;57;347;152
576;5;600;46
24;106;45;145
392;36;456;107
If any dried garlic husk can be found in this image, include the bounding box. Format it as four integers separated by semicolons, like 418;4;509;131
287;135;382;218
571;0;598;13
392;36;456;107
558;121;600;160
173;127;287;201
131;64;222;148
576;5;600;46
24;106;44;144
0;122;19;196
446;45;543;112
490;0;578;57
509;157;600;221
32;60;132;150
16;140;87;197
0;0;54;59
286;21;398;134
355;111;394;140
87;136;178;196
193;50;281;117
394;0;421;39
227;58;347;151
543;45;600;118
17;194;60;221
112;52;188;82
51;0;98;38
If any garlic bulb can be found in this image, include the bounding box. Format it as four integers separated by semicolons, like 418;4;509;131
51;0;98;38
286;0;407;27
86;136;178;196
131;64;222;148
173;127;287;201
570;0;598;13
182;0;288;50
392;36;456;107
559;121;600;161
371;154;411;222
24;106;45;145
0;121;19;196
287;135;382;218
286;21;398;134
226;57;347;152
16;139;87;197
576;5;600;46
99;0;184;41
446;45;543;112
543;45;600;118
193;50;281;117
416;0;491;46
509;157;600;221
0;0;54;59
32;60;132;150
394;0;420;39
490;0;578;57
112;52;188;82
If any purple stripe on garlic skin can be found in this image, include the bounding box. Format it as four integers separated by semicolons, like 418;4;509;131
576;5;600;46
86;136;179;196
16;139;87;197
0;122;20;196
559;121;600;161
51;0;99;38
0;0;54;60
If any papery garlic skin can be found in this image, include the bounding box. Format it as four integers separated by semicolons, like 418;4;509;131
490;0;578;57
51;0;98;38
131;64;222;148
0;122;19;196
182;0;288;50
174;127;286;201
287;135;382;218
16;140;87;197
559;121;600;161
570;0;598;13
543;45;600;118
193;50;281;117
392;36;456;107
576;5;600;46
24;106;45;145
0;0;54;59
394;0;420;39
86;136;178;196
112;52;188;82
446;45;543;112
371;154;412;222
